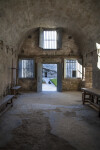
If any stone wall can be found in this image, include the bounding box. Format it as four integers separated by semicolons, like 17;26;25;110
1;0;100;93
0;42;17;99
19;29;79;57
82;54;93;88
0;0;100;55
84;66;92;88
62;78;82;91
18;30;82;91
18;79;37;92
92;51;100;89
81;46;100;90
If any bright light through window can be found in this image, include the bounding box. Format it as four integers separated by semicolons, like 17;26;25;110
64;59;82;78
96;43;100;49
96;43;100;69
43;31;57;49
18;59;34;78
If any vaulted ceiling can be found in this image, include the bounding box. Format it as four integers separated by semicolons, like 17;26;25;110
0;0;100;54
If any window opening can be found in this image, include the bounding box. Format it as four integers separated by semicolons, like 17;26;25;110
44;31;57;49
42;64;57;91
65;59;82;78
18;59;34;78
96;43;100;69
39;28;62;50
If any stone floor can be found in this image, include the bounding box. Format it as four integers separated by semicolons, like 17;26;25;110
0;91;100;150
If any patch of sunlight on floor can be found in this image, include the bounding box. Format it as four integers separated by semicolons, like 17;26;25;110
42;83;57;91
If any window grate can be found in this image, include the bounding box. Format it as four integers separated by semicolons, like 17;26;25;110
65;59;82;78
66;60;76;78
18;59;34;78
43;31;57;49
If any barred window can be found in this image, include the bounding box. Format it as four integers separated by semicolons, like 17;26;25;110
96;43;100;69
18;59;34;78
64;59;82;78
39;28;62;50
44;31;57;49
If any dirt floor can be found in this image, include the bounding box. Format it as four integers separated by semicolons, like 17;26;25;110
0;92;100;150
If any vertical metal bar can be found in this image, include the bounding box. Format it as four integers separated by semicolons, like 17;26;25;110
66;60;67;77
47;31;48;49
46;31;47;49
53;31;54;49
55;31;56;49
44;31;45;49
50;31;51;49
49;31;50;49
51;31;52;49
70;60;71;78
22;60;23;78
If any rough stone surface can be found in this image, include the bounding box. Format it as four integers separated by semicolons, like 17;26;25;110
0;92;100;150
62;79;82;91
0;43;17;98
18;79;37;91
18;30;81;91
20;29;79;57
0;0;100;97
92;51;100;89
0;0;100;53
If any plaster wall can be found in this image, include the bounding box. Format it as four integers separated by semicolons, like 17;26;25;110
0;43;17;99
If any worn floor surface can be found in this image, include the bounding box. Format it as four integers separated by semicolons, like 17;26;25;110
0;91;100;150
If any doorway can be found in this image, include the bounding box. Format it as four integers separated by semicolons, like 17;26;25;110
42;64;57;91
37;63;62;92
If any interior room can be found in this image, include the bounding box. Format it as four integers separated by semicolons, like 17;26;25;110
0;0;100;150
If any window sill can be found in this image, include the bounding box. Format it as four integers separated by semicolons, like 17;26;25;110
64;78;82;79
18;78;35;80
